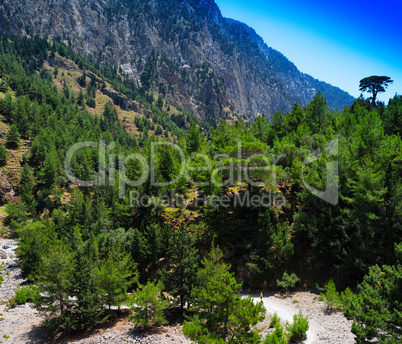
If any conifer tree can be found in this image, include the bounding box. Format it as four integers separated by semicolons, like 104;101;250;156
95;246;135;310
184;246;265;343
0;142;7;166
34;242;73;317
159;225;200;311
129;280;169;329
20;163;36;214
6;124;20;147
69;234;104;328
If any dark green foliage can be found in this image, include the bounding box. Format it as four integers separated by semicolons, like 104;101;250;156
6;124;20;147
86;95;96;108
384;95;402;135
34;242;73;316
3;199;29;229
183;246;266;343
359;75;393;105
276;273;300;294
305;91;329;132
186;124;205;154
343;245;402;344
19;163;37;214
103;101;119;126
158;225;200;311
68;236;105;329
250;210;294;282
0;142;7;166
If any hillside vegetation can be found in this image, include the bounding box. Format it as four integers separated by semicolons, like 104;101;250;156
0;36;401;343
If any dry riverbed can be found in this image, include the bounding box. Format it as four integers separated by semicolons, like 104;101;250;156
0;239;355;343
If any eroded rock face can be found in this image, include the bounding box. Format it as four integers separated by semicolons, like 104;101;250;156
0;173;15;205
0;0;354;120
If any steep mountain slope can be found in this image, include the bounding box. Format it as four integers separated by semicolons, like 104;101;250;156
0;0;354;122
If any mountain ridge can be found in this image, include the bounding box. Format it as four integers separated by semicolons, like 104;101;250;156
0;0;354;122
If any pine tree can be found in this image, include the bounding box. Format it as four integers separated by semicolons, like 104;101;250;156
19;163;36;214
41;147;61;187
77;89;85;106
184;246;265;343
34;242;73;317
159;225;200;311
305;91;329;132
0;142;7;166
6;124;20;147
95;246;135;310
186;124;205;154
343;244;402;343
322;280;340;311
128;280;169;329
69;234;104;328
103;101;118;126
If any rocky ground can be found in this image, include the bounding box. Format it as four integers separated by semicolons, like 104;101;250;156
0;239;355;343
254;292;355;344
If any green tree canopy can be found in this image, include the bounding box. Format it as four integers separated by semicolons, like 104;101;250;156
359;76;393;105
184;246;266;343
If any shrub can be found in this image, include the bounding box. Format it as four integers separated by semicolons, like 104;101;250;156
13;284;38;305
340;287;354;309
264;324;287;344
321;280;340;311
276;272;300;294
86;96;96;108
269;312;281;328
286;312;309;343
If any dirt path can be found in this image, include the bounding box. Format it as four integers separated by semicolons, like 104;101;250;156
249;291;355;344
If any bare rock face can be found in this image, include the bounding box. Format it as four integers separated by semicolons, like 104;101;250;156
0;0;354;121
0;173;15;205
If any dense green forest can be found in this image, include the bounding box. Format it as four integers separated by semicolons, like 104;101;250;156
0;36;401;343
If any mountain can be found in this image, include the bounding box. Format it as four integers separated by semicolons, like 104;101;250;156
0;0;354;122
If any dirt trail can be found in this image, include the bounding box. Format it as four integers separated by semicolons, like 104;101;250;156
248;292;355;344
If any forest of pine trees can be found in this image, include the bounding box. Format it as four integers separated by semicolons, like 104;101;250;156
0;35;401;343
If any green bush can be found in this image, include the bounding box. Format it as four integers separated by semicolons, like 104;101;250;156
286;312;309;343
13;284;38;305
340;287;354;309
264;324;287;344
276;272;300;294
269;312;281;328
321;280;340;311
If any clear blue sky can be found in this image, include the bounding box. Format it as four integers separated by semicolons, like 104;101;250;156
215;0;402;102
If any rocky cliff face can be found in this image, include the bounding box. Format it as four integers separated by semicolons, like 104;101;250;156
0;0;354;121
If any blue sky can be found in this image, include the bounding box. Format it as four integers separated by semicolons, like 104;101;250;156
215;0;402;102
